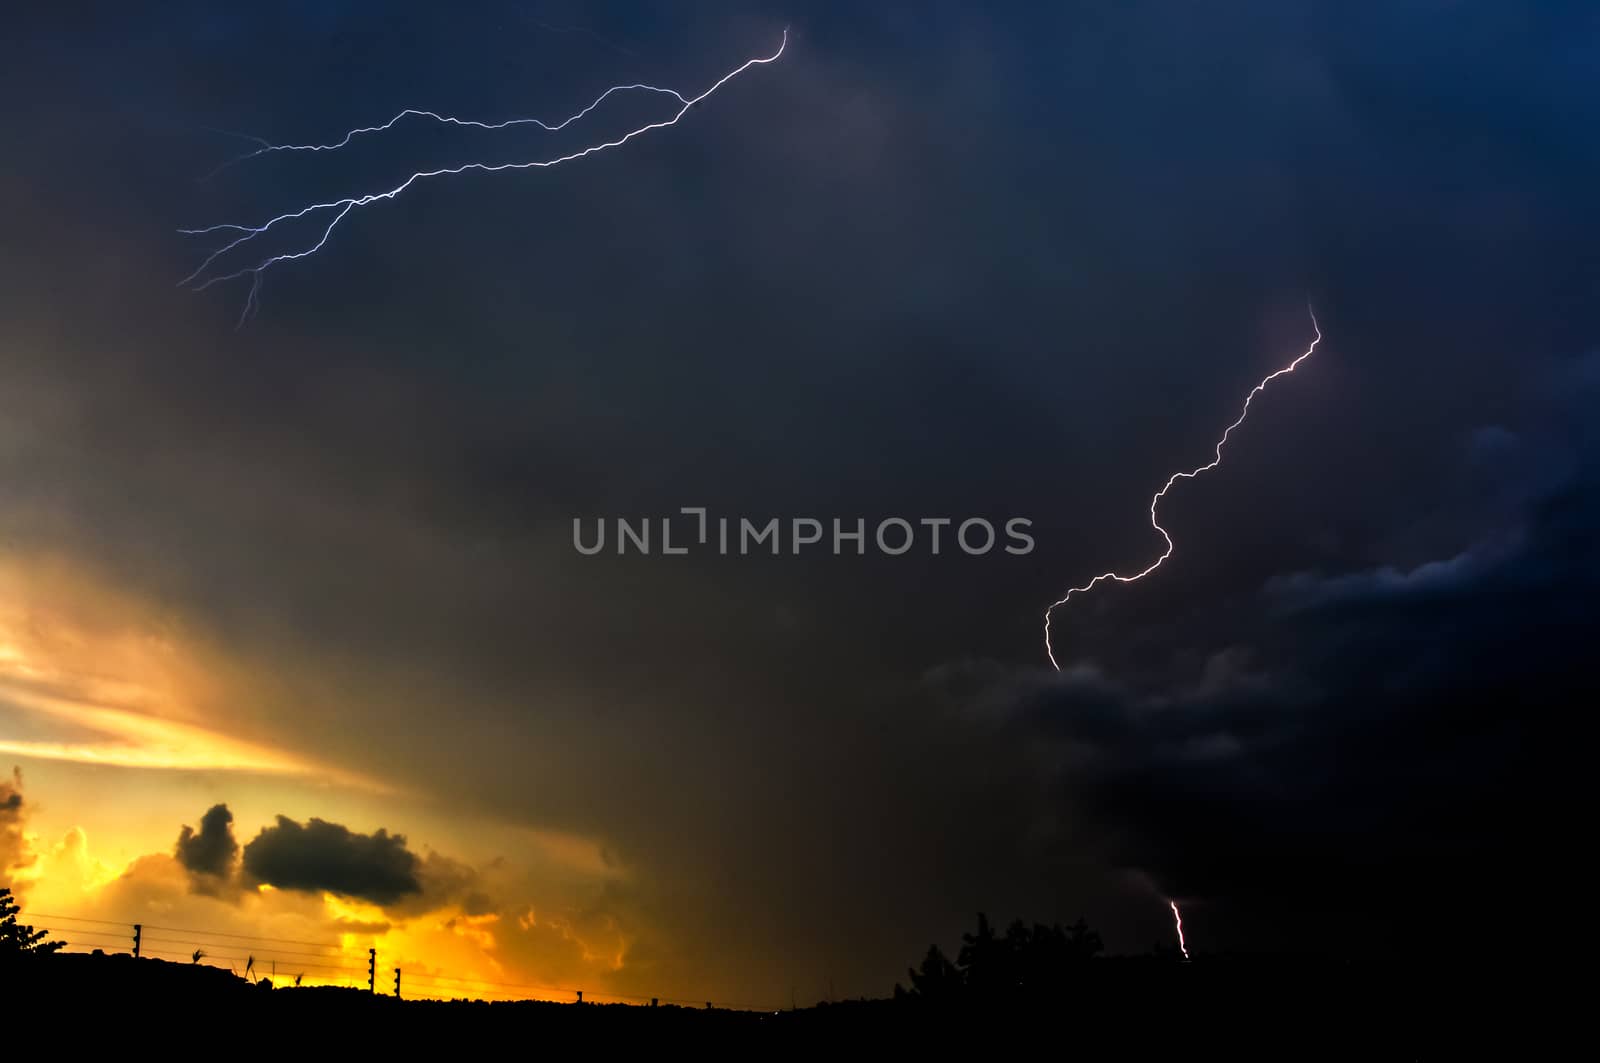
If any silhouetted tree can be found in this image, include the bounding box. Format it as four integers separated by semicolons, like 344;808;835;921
1064;917;1104;959
901;911;1105;1003
958;913;1011;999
0;888;64;955
901;944;963;1001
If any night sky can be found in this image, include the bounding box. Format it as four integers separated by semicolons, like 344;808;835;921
2;2;1595;1002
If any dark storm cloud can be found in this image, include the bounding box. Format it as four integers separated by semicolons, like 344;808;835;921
241;816;421;906
3;0;1597;995
390;850;496;918
168;805;495;913
175;804;240;885
935;360;1599;950
1;768;33;889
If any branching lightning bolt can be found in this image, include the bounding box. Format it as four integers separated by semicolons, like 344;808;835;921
205;83;693;177
1169;900;1190;961
182;30;787;325
1042;306;1323;670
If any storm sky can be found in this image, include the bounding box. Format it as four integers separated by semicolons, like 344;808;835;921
2;1;1595;1002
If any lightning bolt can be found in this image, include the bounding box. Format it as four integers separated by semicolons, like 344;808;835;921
1169;900;1190;961
182;30;788;324
206;83;692;176
1042;306;1323;670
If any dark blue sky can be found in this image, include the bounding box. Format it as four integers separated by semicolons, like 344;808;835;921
3;1;1596;992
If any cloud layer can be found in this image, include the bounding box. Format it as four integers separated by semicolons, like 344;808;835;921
3;0;1595;997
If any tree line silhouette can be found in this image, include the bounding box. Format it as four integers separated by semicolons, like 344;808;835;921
895;913;1105;1003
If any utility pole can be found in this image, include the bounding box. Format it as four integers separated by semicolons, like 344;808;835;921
393;967;402;998
131;924;141;959
368;948;376;993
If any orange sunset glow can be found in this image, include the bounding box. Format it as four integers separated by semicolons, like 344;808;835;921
0;553;658;1006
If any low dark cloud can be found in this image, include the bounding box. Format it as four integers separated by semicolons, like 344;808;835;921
175;804;239;891
1;767;33;891
408;851;495;918
241;815;422;906
168;805;497;915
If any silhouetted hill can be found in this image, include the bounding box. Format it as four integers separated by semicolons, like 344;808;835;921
2;948;1552;1051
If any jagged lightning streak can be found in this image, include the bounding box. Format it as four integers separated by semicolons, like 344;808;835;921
205;83;691;177
1042;307;1322;670
1169;900;1190;961
182;30;787;324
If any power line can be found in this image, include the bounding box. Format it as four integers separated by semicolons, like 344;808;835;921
140;935;350;961
144;947;361;972
141;923;353;949
24;911;354;950
35;927;129;941
54;941;366;978
127;948;364;975
22;912;129;927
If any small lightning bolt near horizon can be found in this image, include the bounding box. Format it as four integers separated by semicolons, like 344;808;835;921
181;29;788;325
1169;900;1190;961
1042;306;1323;670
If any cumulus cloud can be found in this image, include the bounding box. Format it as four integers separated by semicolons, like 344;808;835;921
1;766;36;891
163;805;502;917
175;803;239;892
241;815;422;906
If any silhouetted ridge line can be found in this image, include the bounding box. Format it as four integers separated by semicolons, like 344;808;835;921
24;907;781;1009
